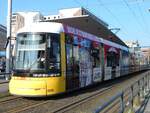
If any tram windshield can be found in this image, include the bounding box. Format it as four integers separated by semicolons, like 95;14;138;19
14;33;46;71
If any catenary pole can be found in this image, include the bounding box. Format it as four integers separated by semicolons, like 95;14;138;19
6;0;12;80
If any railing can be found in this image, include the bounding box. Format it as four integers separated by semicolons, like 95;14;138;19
95;71;150;113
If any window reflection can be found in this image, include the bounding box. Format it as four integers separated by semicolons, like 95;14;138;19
14;33;46;71
47;34;60;74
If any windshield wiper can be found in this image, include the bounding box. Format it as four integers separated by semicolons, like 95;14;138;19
27;56;42;72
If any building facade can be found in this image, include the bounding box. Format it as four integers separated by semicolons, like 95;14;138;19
12;13;25;39
12;12;44;38
0;24;7;72
44;7;108;28
141;47;150;65
125;41;150;65
125;41;142;65
0;24;7;51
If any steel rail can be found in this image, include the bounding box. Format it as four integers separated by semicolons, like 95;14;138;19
4;100;51;113
0;96;22;104
51;86;113;113
1;85;114;113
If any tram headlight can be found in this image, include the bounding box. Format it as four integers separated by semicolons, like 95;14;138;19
33;74;49;77
32;74;60;77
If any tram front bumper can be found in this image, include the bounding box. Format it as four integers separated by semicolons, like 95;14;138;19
9;78;47;97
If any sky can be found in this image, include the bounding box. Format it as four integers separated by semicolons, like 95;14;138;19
0;0;150;47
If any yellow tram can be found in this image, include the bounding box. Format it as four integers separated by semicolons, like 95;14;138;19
9;22;137;97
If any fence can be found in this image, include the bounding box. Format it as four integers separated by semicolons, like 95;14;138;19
95;71;150;113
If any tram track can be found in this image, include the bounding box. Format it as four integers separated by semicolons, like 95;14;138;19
20;71;147;113
0;96;21;103
1;86;113;113
0;96;51;113
0;71;148;113
0;82;114;113
50;77;143;112
51;86;113;113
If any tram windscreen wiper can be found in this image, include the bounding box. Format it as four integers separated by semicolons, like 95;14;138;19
24;50;45;72
27;57;41;72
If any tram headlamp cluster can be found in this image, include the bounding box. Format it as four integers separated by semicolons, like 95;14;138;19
33;74;49;77
32;74;59;77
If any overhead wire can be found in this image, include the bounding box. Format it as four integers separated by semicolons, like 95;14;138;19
122;0;148;39
97;0;129;36
73;0;149;42
136;1;150;35
72;0;133;44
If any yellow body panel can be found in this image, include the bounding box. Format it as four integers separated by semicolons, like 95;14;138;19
9;76;65;96
60;32;66;78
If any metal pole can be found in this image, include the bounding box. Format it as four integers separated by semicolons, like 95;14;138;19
120;92;124;113
6;0;12;80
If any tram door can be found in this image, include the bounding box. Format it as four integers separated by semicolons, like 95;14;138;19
65;35;79;90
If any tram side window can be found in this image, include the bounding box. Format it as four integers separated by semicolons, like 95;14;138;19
107;52;118;67
91;43;100;68
47;34;60;74
65;35;79;75
107;52;112;67
73;44;79;74
65;35;73;75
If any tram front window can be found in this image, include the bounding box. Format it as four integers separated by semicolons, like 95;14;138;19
46;34;60;75
14;33;46;71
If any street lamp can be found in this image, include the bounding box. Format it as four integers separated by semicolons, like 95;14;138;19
6;0;12;80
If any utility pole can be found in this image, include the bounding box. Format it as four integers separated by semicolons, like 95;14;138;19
6;0;12;80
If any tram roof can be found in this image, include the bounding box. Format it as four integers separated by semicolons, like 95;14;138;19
45;15;128;48
17;22;64;34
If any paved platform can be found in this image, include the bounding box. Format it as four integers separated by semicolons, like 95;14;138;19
0;78;9;93
0;79;9;84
